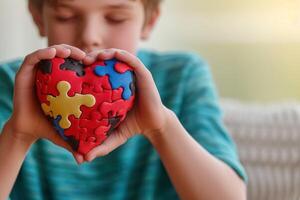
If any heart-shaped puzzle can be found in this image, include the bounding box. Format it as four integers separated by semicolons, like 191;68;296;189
36;57;136;155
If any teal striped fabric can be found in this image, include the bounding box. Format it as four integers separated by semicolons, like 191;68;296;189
0;49;247;200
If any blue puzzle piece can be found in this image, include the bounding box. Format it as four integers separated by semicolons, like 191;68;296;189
52;115;68;141
94;59;133;100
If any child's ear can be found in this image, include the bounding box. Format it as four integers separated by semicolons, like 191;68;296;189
141;7;161;40
28;2;46;37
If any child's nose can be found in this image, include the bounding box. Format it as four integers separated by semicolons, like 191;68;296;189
79;15;104;52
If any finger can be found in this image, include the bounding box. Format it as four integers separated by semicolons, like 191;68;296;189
73;152;85;165
85;130;128;162
96;48;119;60
95;48;152;80
60;44;86;60
114;50;151;78
113;50;156;91
83;48;118;65
50;45;72;58
82;50;104;65
19;47;56;74
15;48;56;89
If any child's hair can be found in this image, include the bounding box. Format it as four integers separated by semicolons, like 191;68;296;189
29;0;162;23
140;0;162;23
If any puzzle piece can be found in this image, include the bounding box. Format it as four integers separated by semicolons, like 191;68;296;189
77;122;112;155
114;62;133;73
80;82;112;119
64;115;88;140
52;115;68;140
79;111;110;144
112;87;123;101
78;116;121;155
107;116;121;135
100;95;135;121
79;111;108;130
37;59;52;74
52;115;81;151
81;61;111;92
60;58;85;76
65;111;111;154
36;57;81;97
94;59;134;100
36;74;51;103
41;81;96;129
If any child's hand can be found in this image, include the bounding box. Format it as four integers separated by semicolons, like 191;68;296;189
7;44;86;162
82;49;172;162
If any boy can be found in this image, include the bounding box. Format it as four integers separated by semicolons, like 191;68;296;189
0;0;247;199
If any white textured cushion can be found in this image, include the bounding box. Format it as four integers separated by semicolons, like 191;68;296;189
221;99;300;200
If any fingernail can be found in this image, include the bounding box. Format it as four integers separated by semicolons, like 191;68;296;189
86;54;93;59
103;49;112;54
120;50;126;54
64;48;71;53
87;155;95;162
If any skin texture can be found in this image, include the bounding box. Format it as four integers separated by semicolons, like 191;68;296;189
0;0;246;199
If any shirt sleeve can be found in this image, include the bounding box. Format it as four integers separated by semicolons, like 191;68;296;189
178;54;248;182
0;61;18;132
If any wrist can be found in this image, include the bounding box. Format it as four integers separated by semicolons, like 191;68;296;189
145;108;178;145
3;119;37;147
0;120;36;199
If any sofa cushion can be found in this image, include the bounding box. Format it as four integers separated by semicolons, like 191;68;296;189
221;99;300;200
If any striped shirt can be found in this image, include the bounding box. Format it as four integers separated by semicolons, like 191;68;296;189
0;49;247;200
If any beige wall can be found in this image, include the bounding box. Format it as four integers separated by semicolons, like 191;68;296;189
143;0;300;102
0;0;299;102
0;0;46;61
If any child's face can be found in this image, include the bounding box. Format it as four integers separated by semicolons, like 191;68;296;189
31;0;157;54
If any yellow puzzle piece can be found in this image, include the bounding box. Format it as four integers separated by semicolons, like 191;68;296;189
41;81;96;129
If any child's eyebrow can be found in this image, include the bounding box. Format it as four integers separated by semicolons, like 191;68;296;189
49;0;74;8
49;0;136;10
102;1;136;10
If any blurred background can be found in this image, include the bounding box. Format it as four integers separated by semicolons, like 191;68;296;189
0;0;299;102
1;1;300;200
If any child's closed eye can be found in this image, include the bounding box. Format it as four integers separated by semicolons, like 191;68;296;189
105;15;129;25
55;15;77;23
105;17;127;25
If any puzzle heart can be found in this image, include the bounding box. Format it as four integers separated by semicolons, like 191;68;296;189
36;57;136;155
